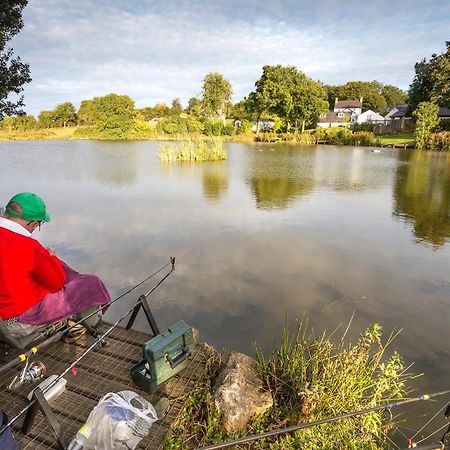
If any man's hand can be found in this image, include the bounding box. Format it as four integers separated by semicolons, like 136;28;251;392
46;246;56;256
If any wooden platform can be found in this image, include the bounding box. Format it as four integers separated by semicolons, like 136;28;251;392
0;323;209;449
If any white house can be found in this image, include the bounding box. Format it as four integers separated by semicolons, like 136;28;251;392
356;110;385;124
318;98;363;128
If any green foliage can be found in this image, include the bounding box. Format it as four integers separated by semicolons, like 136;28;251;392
139;103;171;120
0;113;36;131
381;85;408;108
186;97;203;117
254;321;412;449
413;101;440;149
238;119;253;134
37;110;53;128
171;98;183;115
52;101;77;127
91;93;135;139
159;138;227;162
202;73;232;118
335;81;387;111
409;42;450;110
312;127;353;144
0;0;31;116
77;99;95;125
249;65;328;132
156;115;204;135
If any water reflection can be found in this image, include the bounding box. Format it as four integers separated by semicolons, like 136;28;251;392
202;162;228;200
247;145;314;209
393;150;450;247
91;142;138;187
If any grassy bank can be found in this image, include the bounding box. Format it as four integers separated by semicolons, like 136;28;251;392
377;135;415;145
166;321;414;449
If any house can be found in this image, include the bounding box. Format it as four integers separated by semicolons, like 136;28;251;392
317;97;363;128
356;110;385;124
384;104;450;131
317;111;352;128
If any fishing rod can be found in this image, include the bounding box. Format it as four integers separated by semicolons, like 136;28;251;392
0;258;177;436
0;257;175;376
194;390;450;450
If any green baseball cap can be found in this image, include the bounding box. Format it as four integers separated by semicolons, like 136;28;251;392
5;192;51;222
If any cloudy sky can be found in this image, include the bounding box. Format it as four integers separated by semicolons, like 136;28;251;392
9;0;450;116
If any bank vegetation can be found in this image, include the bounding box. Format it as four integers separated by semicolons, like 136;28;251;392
166;321;415;450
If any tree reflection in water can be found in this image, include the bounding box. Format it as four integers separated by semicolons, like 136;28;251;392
393;149;450;247
248;146;314;209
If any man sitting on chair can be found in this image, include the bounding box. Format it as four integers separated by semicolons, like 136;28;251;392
0;192;111;339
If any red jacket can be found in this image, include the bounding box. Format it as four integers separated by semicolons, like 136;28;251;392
0;227;66;319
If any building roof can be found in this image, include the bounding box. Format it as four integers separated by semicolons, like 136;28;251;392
388;105;450;119
335;100;362;109
319;111;352;123
389;104;410;118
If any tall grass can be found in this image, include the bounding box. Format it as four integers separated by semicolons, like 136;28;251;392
254;320;415;449
166;320;414;449
159;138;227;162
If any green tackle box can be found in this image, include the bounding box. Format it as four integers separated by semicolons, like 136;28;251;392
130;320;194;394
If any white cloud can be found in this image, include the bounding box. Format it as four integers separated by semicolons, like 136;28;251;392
9;0;450;115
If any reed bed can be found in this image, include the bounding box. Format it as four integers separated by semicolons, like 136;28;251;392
166;320;414;449
159;139;227;162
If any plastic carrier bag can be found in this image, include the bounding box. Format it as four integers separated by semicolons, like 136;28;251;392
80;390;157;450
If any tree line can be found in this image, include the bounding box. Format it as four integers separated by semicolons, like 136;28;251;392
0;2;449;140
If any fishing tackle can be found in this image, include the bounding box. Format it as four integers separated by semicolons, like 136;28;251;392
7;359;46;391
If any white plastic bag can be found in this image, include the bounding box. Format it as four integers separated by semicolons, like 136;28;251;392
83;390;157;450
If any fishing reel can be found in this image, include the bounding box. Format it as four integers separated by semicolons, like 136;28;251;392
8;358;46;391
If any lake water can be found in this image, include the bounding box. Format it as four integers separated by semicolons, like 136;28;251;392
1;140;449;436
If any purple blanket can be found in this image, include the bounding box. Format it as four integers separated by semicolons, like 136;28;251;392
19;261;111;325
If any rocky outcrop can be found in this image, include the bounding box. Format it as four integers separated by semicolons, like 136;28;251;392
214;352;273;434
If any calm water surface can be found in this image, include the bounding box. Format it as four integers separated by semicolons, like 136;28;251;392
1;140;449;432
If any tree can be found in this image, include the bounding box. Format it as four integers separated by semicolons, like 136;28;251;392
429;42;450;108
91;93;135;139
334;81;387;111
186;97;202;116
52;102;77;127
0;0;31;117
77;99;95;125
170;98;182;115
37;110;53;128
409;59;433;111
413;101;439;149
409;42;450;110
248;65;328;132
201;73;232;118
381;85;408;107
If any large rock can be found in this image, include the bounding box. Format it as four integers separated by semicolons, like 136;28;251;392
214;352;273;434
